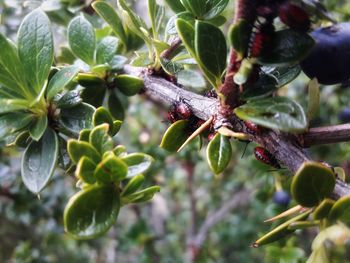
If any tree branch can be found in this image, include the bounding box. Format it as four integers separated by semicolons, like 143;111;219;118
123;65;350;199
300;124;350;147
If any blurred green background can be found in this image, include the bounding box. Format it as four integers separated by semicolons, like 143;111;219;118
1;0;350;262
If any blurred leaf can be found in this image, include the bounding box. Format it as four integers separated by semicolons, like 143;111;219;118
160;58;184;76
329;195;350;222
29;115;48;141
76;156;97;184
235;97;307;133
229;19;251;58
164;0;185;13
291;162;335;207
108;92;125;120
121;174;145;196
93;106;114;128
177;69;206;89
263;64;301;88
241;73;278;100
89;124;114;154
206;133;232;174
148;0;165;39
18;9;54;95
68;15;96;65
109;55;128;71
307;78;320;122
21;128;58;194
64;185;120;239
124;186;160;203
55;90;82;109
313;198;335;220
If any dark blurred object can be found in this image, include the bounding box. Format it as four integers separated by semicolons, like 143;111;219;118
339;108;350;122
273;190;291;206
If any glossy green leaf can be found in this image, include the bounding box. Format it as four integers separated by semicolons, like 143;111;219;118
234;58;254;85
76;156;97;184
59;103;95;135
160;120;190;152
67;140;101;164
94;155;128;183
55;90;82;109
206;133;232;174
29;115;48;141
329;195;350;222
121;153;154;178
113;145;127;157
257;29;315;66
0;34;27;97
229;19;251;59
166;12;194;36
78;129;91;142
160;58;184;76
77;73;105;88
68;16;96;65
21;128;58;194
121;174;145;196
47;66;80;100
164;0;185;13
0;99;29;114
195;20;227;85
203;0;229;20
115;75;144;96
18;9;54;94
313;198;335;220
307;78;320;122
92;1;127;46
89;124;114;154
109;55;128;72
291;162;336;207
0;112;33;139
131;51;153;67
234;97;307;133
112;120;122;136
96;36;119;65
64;184;120;239
13;131;31;148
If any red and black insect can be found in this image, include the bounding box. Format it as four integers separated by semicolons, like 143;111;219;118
204;89;218;99
248;22;275;58
207;132;216;141
167;100;192;123
254;146;281;169
278;2;310;32
244;121;265;135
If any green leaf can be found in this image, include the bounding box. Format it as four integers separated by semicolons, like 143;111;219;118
0;112;33;139
94;155;128;183
123;186;160;203
89;124;114;154
164;0;185;13
180;0;205;18
160;58;184;76
113;145;127;156
76;156;97;184
148;0;165;39
67;140;101;164
18;9;54;95
329;195;350;222
229;19;252;59
241;73;278;100
108;92;125;121
59;103;95;135
47;66;80;101
307;78;320;122
93;106;114;128
131;52;153;67
291;162;335;207
68;15;96;65
96;36;119;65
64;184;120;239
121;153;154;178
0;34;27;98
54;90;82;109
234;97;307;133
21;128;58;194
0;99;29;114
313;198;335;220
121;174;145;196
206;133;232;174
112;120;123;136
92;1;127;46
257;29;315;66
177;69;206;89
29;115;48;141
263;65;301;88
195;20;226;86
160;120;190;152
109;55;128;72
202;0;229;20
79;129;91;142
115;75;143;96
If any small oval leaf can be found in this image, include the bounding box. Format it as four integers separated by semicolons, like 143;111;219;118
21;128;58;194
329;195;350;222
206;133;232;174
121;153;154;178
160;120;190;152
94;155;128;183
115;75;144;96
